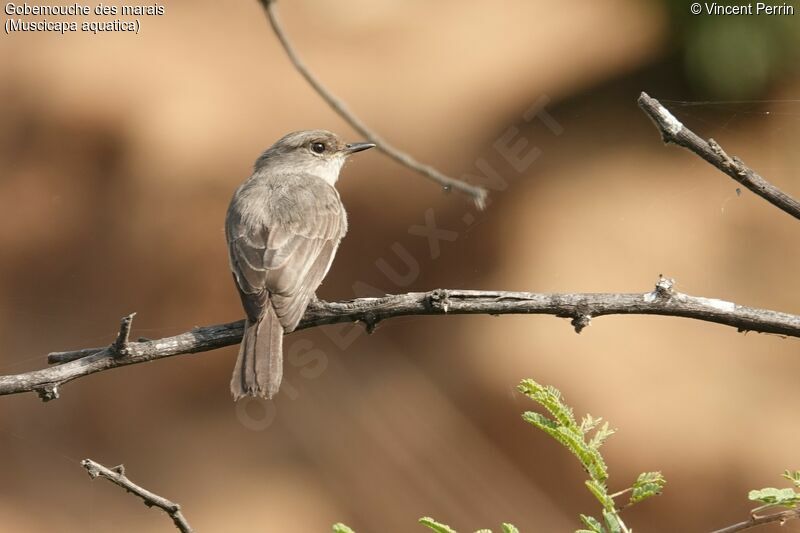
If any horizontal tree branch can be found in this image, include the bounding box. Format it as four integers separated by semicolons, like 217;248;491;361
81;458;193;533
1;278;798;401
258;0;488;208
638;92;800;220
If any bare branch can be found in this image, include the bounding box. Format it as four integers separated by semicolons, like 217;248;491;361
711;507;800;533
81;458;193;533
638;92;800;220
0;278;797;401
256;0;488;209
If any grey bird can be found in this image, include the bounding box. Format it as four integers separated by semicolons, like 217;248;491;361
226;130;375;400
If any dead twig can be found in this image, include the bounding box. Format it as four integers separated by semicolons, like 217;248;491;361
711;507;800;533
81;458;193;533
638;92;800;220
257;0;488;208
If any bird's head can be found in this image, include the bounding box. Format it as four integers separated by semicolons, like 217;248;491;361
255;130;375;185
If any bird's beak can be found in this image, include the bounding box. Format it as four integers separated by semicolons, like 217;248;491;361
344;142;376;154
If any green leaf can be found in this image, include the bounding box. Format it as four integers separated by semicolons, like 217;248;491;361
579;514;605;533
585;479;614;509
602;510;623;533
501;525;519;533
587;422;616;451
518;379;577;429
783;470;800;488
580;414;603;433
332;524;356;533
522;412;608;484
420;517;458;533
473;530;492;533
748;487;800;508
630;471;667;504
519;380;611;483
522;411;559;433
518;377;655;533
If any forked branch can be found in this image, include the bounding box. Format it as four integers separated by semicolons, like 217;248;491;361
81;459;193;533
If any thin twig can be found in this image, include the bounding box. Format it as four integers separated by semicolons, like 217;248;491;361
711;507;800;533
81;458;193;533
256;0;488;209
638;92;800;220
0;278;797;401
609;487;633;500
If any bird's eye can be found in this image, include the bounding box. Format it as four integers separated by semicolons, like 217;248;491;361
311;142;326;154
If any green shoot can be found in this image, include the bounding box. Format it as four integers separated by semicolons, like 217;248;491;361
518;379;665;532
419;517;458;533
749;471;800;510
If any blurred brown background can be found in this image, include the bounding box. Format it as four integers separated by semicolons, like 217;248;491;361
1;1;799;531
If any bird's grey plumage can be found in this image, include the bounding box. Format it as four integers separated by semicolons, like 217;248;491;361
226;130;373;400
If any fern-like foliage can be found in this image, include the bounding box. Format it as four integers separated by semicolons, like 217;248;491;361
335;518;518;533
749;471;800;510
517;379;665;533
419;517;459;533
630;471;667;505
333;378;667;533
786;470;800;487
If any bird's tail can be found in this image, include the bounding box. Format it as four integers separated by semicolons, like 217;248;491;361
230;304;283;400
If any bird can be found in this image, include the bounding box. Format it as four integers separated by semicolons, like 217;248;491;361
225;130;375;400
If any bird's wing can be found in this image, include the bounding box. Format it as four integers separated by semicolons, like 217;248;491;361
227;175;347;331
